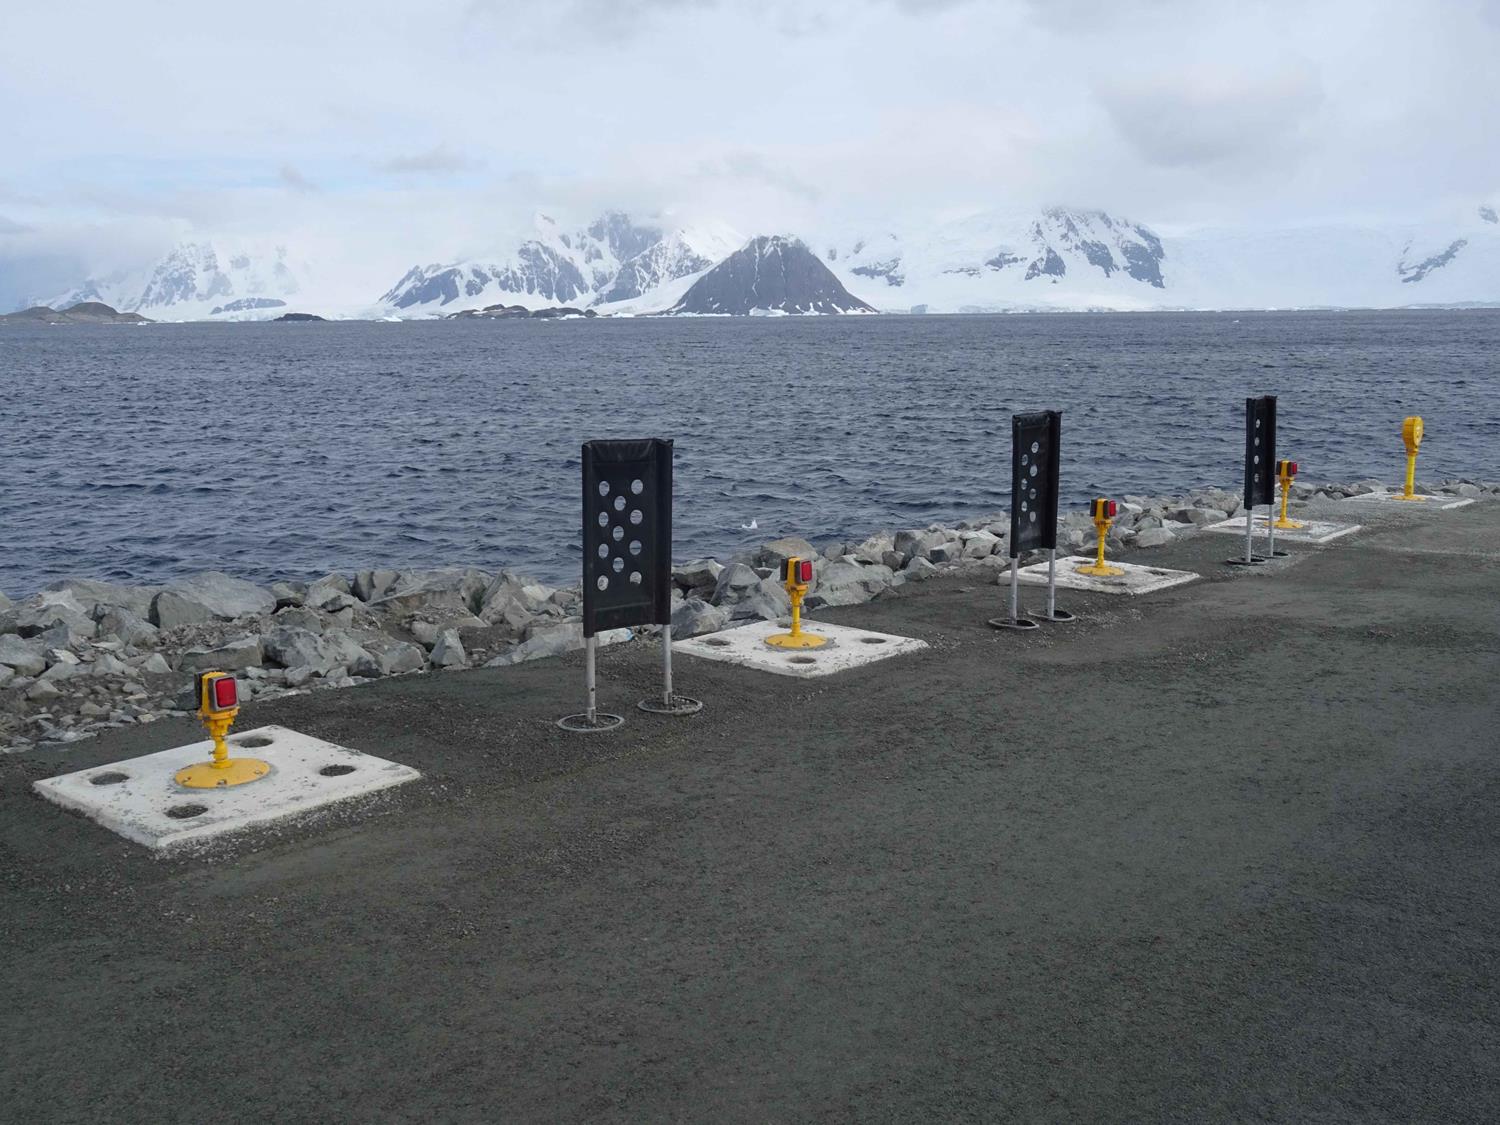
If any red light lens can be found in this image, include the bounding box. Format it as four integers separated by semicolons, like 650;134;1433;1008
211;677;238;710
797;560;813;583
1290;461;1299;475
1107;500;1118;517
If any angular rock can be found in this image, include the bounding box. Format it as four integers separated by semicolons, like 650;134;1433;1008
730;577;792;621
263;625;372;676
0;635;47;677
42;578;158;620
91;653;132;677
672;559;723;595
429;629;467;669
353;568;401;603
374;569;491;620
711;563;762;606
671;598;730;638
961;531;1001;559
805;561;895;609
94;607;159;648
1;591;96;640
848;532;894;566
1135;526;1176;548
158;571;276;622
1167;507;1226;527
270;581;307;609
903;557;940;581
134;653;173;675
25;679;61;701
178;636;264;675
150;590;213;630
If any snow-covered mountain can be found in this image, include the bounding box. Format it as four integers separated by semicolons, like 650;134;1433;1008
379;212;742;315
30;201;1500;320
46;242;309;321
669;236;875;315
822;204;1500;312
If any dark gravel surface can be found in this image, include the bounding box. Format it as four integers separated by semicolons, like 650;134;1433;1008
3;497;1498;1123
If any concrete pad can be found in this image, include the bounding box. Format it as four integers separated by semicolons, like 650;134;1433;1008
1015;556;1199;596
1341;491;1476;511
32;725;420;850
1199;514;1361;545
675;619;927;679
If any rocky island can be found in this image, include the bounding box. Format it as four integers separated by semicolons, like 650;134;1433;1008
0;302;152;326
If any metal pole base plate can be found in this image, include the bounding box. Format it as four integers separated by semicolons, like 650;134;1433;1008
989;616;1041;631
1039;609;1076;623
1226;555;1268;566
764;632;832;650
556;712;625;733
637;695;704;716
175;758;272;788
1075;564;1125;578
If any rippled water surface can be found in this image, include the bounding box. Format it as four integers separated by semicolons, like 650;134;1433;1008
2;311;1497;595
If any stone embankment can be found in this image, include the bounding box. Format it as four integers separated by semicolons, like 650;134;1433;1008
2;478;1494;754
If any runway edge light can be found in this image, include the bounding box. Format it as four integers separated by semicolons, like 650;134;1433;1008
173;671;272;789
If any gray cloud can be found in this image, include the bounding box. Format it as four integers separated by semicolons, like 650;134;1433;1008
376;145;483;176
279;164;319;193
1096;63;1325;169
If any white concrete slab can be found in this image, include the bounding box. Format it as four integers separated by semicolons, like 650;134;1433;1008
1199;514;1362;545
1341;491;1476;511
675;619;927;679
32;725;420;850
1014;556;1199;596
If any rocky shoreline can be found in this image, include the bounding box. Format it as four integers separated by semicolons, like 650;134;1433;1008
2;478;1494;756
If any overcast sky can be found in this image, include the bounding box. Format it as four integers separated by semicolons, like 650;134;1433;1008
3;0;1499;303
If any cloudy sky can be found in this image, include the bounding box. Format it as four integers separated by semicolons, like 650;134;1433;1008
2;0;1498;304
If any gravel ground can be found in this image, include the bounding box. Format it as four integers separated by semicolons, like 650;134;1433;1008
3;494;1497;1123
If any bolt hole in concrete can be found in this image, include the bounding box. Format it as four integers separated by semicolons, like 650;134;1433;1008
704;638;731;647
860;637;888;645
235;735;274;748
319;765;356;777
788;656;818;665
89;771;129;786
165;804;208;820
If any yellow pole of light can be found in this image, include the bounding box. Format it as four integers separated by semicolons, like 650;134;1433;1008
1398;416;1426;500
765;556;831;650
1075;500;1125;578
1274;460;1304;530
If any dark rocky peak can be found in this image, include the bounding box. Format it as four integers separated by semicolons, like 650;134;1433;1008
668;236;876;315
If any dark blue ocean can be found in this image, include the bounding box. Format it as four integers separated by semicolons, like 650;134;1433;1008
2;311;1496;596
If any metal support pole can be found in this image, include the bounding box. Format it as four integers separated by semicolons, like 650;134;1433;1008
661;623;673;706
1009;557;1020;623
1265;501;1277;558
1046;549;1056;620
584;635;597;724
1244;510;1255;564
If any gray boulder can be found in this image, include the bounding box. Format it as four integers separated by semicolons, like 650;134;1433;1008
178;636;264;675
159;571;276;621
903;557;940;581
354;638;427;677
94;606;159;648
711;563;762;605
42;578;158;620
850;532;895;566
1;591;96;640
353;568;401;602
150;591;213;630
671;598;730;638
91;652;132;678
806;561;895;609
730;577;792;621
429;629;467;669
1167;507;1227;527
0;635;46;677
263;625;372;676
269;581;306;609
483;625;631;668
672;559;723;595
374;568;491;620
134;653;172;675
1135;526;1176;548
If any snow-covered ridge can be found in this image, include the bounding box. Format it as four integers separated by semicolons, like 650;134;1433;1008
30;202;1500;319
378;212;743;315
